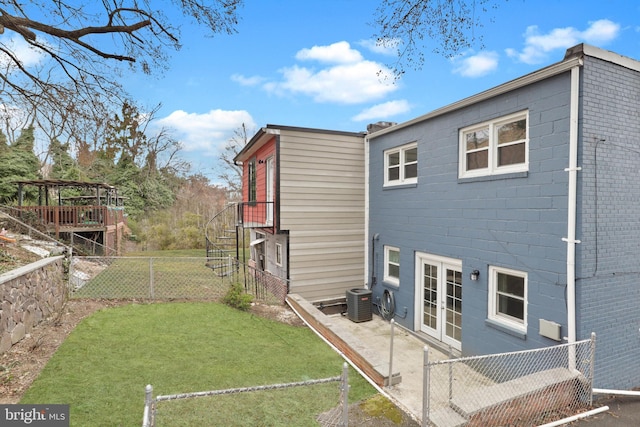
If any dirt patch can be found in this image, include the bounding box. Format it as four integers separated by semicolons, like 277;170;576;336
0;299;127;404
0;243;43;274
250;301;306;327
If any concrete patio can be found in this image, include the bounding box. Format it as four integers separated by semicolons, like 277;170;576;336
286;293;453;424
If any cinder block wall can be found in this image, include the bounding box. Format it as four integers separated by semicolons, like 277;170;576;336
577;56;640;389
0;256;67;353
367;72;572;355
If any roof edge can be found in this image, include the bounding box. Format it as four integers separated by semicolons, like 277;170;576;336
234;124;366;163
265;124;365;138
565;43;640;72
368;47;588;139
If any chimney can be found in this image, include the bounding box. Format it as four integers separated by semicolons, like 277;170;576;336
367;121;397;133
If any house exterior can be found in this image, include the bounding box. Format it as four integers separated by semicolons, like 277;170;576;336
234;125;366;302
365;44;640;389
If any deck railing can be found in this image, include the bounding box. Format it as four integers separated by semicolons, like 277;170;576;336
16;205;125;229
238;201;274;229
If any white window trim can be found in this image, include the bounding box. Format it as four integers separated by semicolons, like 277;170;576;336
275;243;282;266
384;245;400;285
459;111;529;179
488;266;528;333
384;142;418;186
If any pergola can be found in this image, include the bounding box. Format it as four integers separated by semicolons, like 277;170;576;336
14;179;120;207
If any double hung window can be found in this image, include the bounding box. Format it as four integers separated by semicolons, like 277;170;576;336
460;111;528;178
384;143;417;186
488;266;527;333
384;246;400;285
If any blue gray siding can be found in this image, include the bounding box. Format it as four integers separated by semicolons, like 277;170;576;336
577;56;640;389
369;51;640;390
368;73;573;355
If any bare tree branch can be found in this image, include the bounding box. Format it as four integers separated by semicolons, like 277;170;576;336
373;0;506;78
0;0;242;157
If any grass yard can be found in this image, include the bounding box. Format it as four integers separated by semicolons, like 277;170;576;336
71;257;228;300
21;302;376;426
124;249;205;257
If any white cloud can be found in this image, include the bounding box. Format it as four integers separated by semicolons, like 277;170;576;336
295;41;363;64
231;73;265;86
155;109;256;155
452;51;499;78
582;19;621;43
0;35;47;69
263;41;398;104
352;100;411;122
508;19;621;64
358;38;399;56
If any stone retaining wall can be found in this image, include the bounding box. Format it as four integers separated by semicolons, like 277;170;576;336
0;256;67;353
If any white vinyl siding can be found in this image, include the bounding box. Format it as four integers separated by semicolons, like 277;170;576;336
279;130;365;302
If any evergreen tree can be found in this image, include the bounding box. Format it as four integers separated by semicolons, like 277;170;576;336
0;127;41;204
50;139;83;180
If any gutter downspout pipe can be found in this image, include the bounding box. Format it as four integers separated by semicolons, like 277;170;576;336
364;135;371;288
563;63;582;369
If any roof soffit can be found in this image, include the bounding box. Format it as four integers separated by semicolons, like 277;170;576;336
234;127;279;163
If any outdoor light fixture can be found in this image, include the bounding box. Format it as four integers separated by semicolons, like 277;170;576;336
470;270;480;281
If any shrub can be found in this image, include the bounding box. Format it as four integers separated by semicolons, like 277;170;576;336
223;283;253;311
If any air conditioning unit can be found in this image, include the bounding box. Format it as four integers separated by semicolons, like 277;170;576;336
346;288;372;322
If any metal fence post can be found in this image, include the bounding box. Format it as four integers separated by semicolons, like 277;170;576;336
341;362;349;427
388;319;395;387
142;384;153;427
589;332;596;406
149;258;154;299
422;345;429;427
448;345;453;402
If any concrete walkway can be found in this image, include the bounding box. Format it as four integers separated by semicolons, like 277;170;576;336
287;294;609;427
334;309;450;423
287;294;450;424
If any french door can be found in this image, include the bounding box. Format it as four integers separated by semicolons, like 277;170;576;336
415;253;462;351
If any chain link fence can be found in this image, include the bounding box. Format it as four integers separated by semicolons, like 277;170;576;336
69;256;287;303
423;334;596;427
143;363;350;427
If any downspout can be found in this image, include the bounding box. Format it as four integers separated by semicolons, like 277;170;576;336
364;135;371;288
564;63;582;355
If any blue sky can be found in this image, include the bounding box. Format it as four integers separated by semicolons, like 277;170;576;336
5;1;640;184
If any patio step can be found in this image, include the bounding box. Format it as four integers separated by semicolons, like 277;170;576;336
449;367;584;425
428;407;467;427
286;294;401;388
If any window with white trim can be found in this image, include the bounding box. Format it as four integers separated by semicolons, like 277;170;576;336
459;111;528;178
275;243;282;266
384;246;400;285
248;158;257;202
488;266;527;332
384;143;417;186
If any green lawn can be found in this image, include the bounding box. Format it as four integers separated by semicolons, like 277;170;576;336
21;302;375;426
71;257;228;300
124;249;205;257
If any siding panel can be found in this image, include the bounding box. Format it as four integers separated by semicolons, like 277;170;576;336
279;129;365;301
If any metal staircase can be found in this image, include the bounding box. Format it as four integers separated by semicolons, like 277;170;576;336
205;203;245;277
